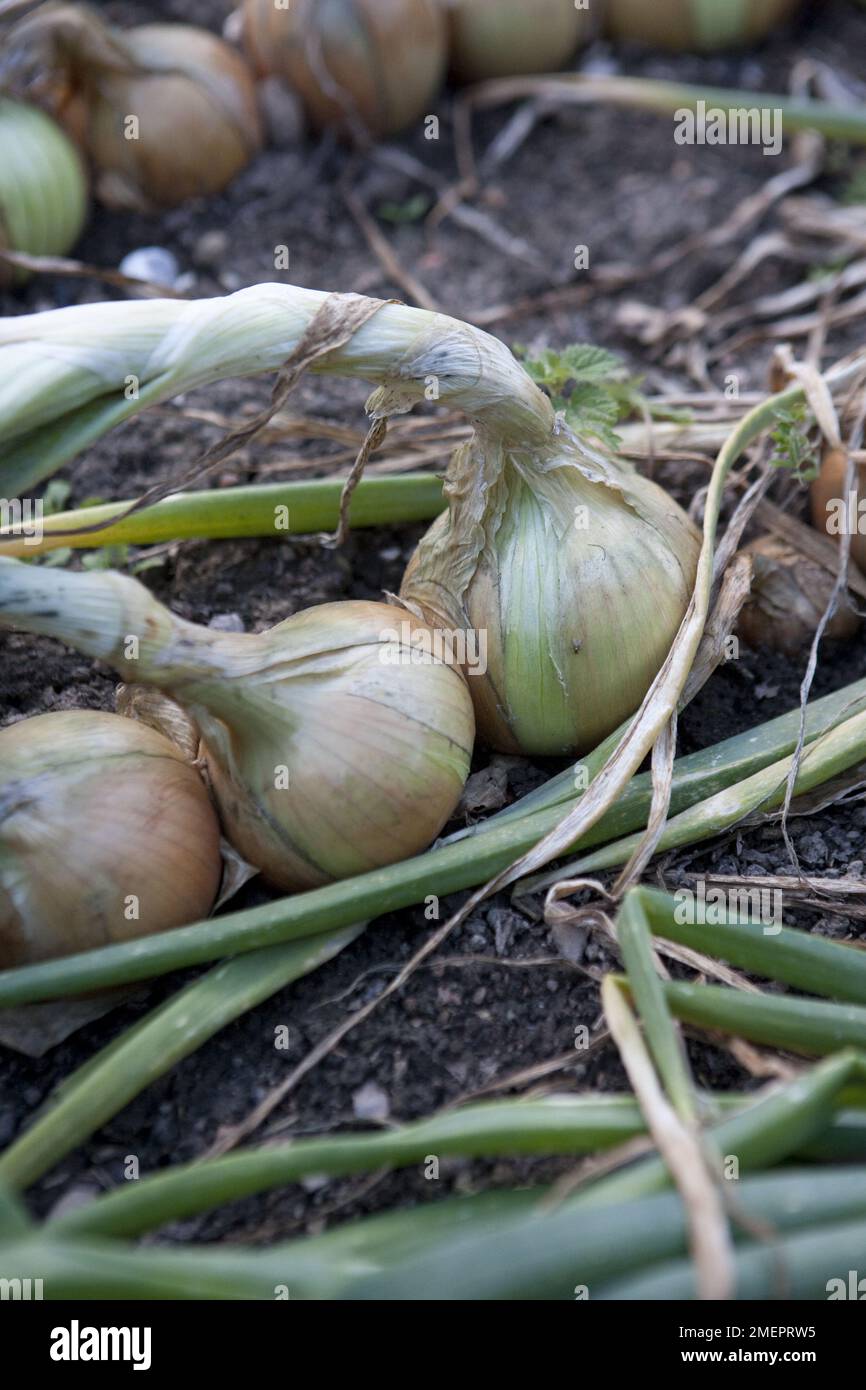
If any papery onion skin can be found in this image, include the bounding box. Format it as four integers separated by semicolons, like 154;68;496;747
401;434;700;757
738;534;861;656
448;0;591;82
4;9;262;210
196;601;475;890
242;0;447;137
811;447;866;575
0;571;475;894
0;711;222;969
605;0;802;50
86;24;263;209
0;99;89;286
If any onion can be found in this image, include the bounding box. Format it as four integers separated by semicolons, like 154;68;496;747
737;535;861;656
3;5;262;210
810;446;866;575
0;571;475;893
0;710;222;968
401;436;700;757
447;0;592;82
0;98;88;285
604;0;802;50
242;0;447;136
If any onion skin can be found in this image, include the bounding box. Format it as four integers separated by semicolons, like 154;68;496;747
401;436;700;757
448;0;591;82
4;9;262;210
0;711;222;969
196;602;475;890
605;0;801;50
811;447;866;575
0;99;88;287
0;572;475;894
86;25;262;209
242;0;447;137
737;535;861;657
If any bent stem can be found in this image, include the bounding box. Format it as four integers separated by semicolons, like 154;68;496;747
0;283;555;493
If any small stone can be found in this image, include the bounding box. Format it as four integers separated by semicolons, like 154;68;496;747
352;1081;390;1123
119;246;180;290
208;612;245;633
300;1173;330;1193
47;1184;100;1222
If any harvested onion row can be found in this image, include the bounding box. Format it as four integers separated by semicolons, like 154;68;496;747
0;282;699;757
0;564;474;893
2;4;262;209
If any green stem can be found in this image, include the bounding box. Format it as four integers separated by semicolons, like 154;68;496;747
0;474;446;558
661;980;866;1056
640;886;866;1005
469;73;866;146
51;1095;649;1240
0;925;363;1192
577;1049;865;1208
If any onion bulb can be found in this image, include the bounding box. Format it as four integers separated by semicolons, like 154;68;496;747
447;0;592;83
810;446;866;575
604;0;802;50
737;534;861;656
3;5;262;210
0;98;88;286
401;434;700;757
0;568;474;892
0;710;222;969
242;0;447;137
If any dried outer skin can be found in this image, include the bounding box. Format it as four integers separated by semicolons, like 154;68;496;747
605;0;802;51
243;0;447;137
83;24;263;209
401;430;700;757
187;601;475;891
0;711;221;968
449;0;591;83
738;535;861;656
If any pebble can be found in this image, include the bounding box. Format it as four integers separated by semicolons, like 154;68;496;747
352;1081;390;1123
208;612;246;633
46;1184;100;1222
119;246;180;290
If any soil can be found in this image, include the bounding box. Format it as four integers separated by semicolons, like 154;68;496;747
1;0;865;1247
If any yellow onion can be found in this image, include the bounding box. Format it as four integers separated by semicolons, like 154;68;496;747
242;0;447;137
3;5;262;210
448;0;592;82
810;446;866;575
0;98;88;286
604;0;802;50
0;567;475;892
737;534;861;656
0;710;222;968
401;433;700;757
